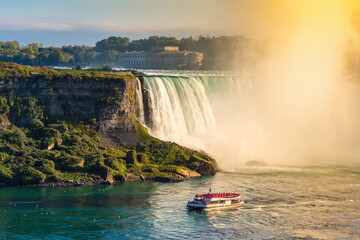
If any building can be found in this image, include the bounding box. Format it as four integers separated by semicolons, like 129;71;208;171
119;46;203;69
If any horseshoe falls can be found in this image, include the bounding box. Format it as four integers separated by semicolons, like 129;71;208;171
136;69;360;169
136;72;260;169
143;76;217;139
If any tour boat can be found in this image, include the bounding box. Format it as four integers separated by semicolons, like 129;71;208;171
187;190;244;211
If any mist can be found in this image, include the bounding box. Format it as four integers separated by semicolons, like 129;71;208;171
180;0;360;169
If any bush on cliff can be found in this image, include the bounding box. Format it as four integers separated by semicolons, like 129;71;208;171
126;150;137;164
15;166;46;185
0;166;13;183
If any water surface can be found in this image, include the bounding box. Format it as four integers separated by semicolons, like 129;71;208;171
0;167;359;239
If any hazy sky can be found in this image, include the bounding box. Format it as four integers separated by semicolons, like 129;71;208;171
0;0;238;46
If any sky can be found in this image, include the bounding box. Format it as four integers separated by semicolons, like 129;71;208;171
0;0;240;47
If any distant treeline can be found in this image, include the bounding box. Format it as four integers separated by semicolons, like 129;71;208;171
0;36;266;70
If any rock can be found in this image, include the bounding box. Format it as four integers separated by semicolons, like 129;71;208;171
102;180;113;185
47;143;55;150
190;155;216;175
74;181;83;186
101;167;114;183
0;115;10;127
152;174;187;182
126;173;140;181
246;160;267;166
176;169;201;177
78;159;85;167
65;180;74;183
56;139;63;146
113;174;126;182
142;88;154;128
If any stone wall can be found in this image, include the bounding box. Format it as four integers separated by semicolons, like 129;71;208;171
0;76;140;146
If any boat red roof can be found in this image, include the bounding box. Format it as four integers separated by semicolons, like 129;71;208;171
195;193;240;198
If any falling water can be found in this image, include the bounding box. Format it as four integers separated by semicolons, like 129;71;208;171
138;73;256;145
135;78;145;125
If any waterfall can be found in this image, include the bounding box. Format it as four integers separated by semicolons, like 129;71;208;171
138;74;255;142
136;71;360;168
135;78;145;125
134;73;263;168
140;76;214;140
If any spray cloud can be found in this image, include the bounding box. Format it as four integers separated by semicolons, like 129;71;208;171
196;0;360;168
141;1;360;169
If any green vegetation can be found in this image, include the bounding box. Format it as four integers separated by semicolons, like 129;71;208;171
0;117;213;186
87;66;113;71
0;36;264;70
0;62;135;82
0;62;215;186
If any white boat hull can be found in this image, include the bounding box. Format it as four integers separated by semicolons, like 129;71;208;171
187;202;244;211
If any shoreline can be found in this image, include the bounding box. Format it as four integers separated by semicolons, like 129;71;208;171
0;172;204;188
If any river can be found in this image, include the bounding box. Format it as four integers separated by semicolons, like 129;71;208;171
1;166;359;239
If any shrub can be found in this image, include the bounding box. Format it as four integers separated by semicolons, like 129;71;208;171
56;155;85;171
42;138;55;149
126;150;137;164
48;123;68;133
104;157;123;171
136;153;147;163
0;166;13;183
38;160;56;174
15;166;46;185
88;66;112;71
0;152;9;163
43;128;61;139
9;97;44;120
142;165;159;173
188;161;200;170
7;127;29;147
30;119;44;129
0;97;9;114
158;165;180;173
41;127;62;149
45;174;62;182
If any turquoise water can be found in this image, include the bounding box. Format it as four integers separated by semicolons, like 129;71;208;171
1;167;360;239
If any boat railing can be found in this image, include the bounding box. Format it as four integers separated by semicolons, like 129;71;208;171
195;193;240;199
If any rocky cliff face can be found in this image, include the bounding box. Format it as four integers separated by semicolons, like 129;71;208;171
0;74;139;146
0;63;216;187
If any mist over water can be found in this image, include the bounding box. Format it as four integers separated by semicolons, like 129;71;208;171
249;0;360;166
137;1;360;170
139;68;360;170
139;73;265;169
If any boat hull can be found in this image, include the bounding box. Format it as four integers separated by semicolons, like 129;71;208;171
187;202;244;211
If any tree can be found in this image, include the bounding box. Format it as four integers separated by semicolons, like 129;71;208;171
47;48;65;65
95;37;130;52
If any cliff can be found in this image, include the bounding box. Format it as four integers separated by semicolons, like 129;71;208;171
0;62;216;186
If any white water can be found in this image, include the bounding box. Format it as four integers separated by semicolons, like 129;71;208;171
135;78;145;125
142;76;218;141
137;71;360;169
137;73;260;168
